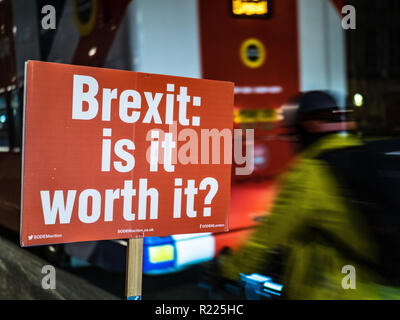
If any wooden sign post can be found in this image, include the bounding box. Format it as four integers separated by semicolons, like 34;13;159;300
125;237;144;300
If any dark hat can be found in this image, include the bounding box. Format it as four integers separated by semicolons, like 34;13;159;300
297;91;338;115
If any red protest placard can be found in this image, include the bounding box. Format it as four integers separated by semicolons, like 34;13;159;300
21;61;234;246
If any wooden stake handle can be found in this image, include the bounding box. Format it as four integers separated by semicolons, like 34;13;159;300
125;237;144;300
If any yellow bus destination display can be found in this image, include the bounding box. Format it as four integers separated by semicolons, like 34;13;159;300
232;0;271;18
234;109;277;123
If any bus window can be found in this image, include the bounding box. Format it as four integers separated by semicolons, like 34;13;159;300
0;94;9;151
0;89;22;152
10;89;22;151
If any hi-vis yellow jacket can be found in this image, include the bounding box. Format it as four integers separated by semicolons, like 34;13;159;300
221;133;400;300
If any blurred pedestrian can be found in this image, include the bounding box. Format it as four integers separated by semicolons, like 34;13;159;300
219;91;400;300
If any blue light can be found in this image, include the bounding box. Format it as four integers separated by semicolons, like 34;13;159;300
0;115;6;123
143;236;176;273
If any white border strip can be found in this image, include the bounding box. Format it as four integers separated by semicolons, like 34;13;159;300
19;61;28;245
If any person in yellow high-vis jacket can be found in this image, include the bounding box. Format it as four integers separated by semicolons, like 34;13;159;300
220;91;400;300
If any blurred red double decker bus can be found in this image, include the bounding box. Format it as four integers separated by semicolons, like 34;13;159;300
0;0;346;273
